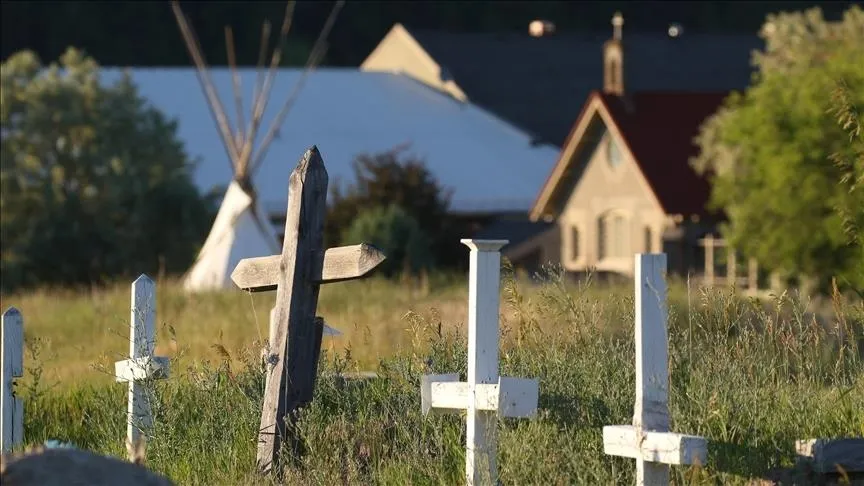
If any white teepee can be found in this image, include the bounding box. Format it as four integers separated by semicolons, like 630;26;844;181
183;181;279;290
171;0;345;292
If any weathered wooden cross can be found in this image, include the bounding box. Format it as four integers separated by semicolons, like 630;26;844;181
421;239;539;486
114;274;170;450
603;253;708;486
230;146;386;475
2;307;24;452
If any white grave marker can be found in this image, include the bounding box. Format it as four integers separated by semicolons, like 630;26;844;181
422;239;539;486
603;254;708;485
114;275;169;448
2;307;24;452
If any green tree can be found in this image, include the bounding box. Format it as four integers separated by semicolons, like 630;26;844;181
691;6;864;290
325;147;453;263
341;204;433;277
1;48;212;291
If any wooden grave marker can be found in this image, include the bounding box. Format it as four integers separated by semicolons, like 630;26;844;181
230;146;386;474
114;275;170;451
2;307;24;452
603;253;708;486
421;239;539;486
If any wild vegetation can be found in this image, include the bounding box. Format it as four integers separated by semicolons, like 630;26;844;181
0;48;213;292
2;267;861;485
691;6;864;291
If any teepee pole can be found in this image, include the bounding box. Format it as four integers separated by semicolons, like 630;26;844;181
224;25;246;150
250;0;345;173
171;1;241;173
239;1;298;180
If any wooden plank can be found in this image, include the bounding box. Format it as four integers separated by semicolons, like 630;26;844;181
796;438;864;474
634;253;671;485
602;426;708;466
421;373;460;415
256;146;328;474
232;243;386;291
497;377;539;418
2;307;24;452
427;378;538;418
125;275;157;449
114;357;170;383
461;239;508;486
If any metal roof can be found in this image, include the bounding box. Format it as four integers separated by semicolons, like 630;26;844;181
99;67;559;214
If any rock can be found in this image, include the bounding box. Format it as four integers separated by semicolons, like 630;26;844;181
0;445;173;486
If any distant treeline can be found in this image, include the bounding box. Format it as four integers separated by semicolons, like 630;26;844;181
1;1;855;68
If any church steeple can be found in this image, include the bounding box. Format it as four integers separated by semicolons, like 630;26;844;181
603;12;625;95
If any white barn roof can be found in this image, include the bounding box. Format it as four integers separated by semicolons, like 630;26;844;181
99;68;558;214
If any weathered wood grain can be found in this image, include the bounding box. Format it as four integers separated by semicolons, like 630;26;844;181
420;240;539;486
231;243;386;291
634;253;671;486
256;146;328;475
1;307;24;453
603;254;709;486
114;275;169;454
602;426;707;466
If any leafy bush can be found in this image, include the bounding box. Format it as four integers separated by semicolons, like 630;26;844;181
326;147;455;268
0;48;212;291
341;204;433;277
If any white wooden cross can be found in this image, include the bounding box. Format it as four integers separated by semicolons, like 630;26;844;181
603;253;708;485
422;239;539;486
114;275;169;449
2;307;24;452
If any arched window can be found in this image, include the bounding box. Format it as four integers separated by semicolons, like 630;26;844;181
570;225;580;260
598;212;629;260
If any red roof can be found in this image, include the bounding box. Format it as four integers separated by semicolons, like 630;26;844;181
597;91;728;217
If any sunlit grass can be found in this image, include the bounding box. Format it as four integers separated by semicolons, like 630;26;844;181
2;266;862;484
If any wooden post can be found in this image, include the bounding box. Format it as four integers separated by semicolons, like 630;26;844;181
747;258;758;293
726;248;737;287
2;307;24;452
603;254;708;486
231;147;387;475
264;307;341;389
421;240;539;486
114;275;169;451
703;235;714;286
466;239;504;485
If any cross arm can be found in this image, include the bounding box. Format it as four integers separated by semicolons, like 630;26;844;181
114;356;170;382
421;375;539;418
231;243;386;292
602;425;708;466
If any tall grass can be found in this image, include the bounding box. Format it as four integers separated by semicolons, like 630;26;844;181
5;266;863;484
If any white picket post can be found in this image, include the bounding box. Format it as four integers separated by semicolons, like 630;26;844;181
114;275;169;449
466;239;504;485
603;254;708;485
421;239;539;486
1;307;24;452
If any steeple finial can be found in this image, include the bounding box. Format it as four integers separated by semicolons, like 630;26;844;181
612;12;624;41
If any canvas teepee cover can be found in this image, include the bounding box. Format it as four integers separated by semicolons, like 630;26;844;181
183;181;279;291
171;0;343;292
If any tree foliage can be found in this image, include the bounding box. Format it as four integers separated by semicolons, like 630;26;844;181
341;204;433;277
829;81;864;250
1;48;213;291
691;6;864;289
325;148;452;268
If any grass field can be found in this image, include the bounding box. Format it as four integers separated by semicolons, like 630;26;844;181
1;265;862;485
